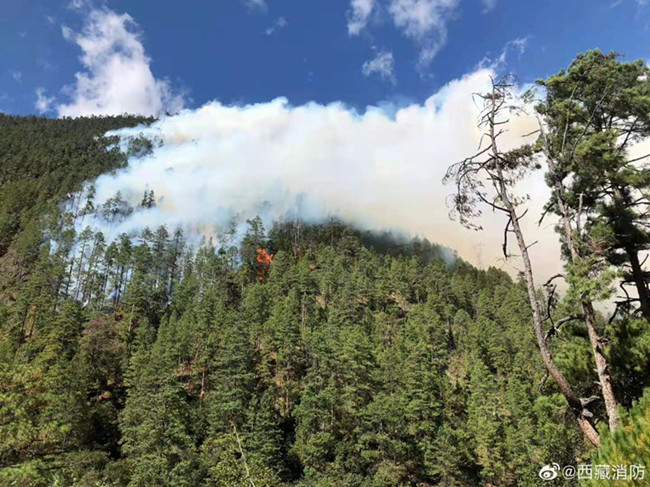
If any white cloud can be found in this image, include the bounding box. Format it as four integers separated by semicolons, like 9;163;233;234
0;92;11;113
388;0;460;66
87;68;562;284
362;51;396;84
244;0;267;11
612;0;647;7
11;71;22;83
35;88;55;114
347;0;460;67
478;36;530;70
507;37;529;56
68;0;90;9
347;0;375;35
482;0;497;12
37;58;57;72
56;8;185;118
265;16;288;35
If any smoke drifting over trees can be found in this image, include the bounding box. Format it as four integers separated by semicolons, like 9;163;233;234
1;50;650;486
85;68;552;278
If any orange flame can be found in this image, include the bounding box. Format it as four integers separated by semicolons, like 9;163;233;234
256;248;273;281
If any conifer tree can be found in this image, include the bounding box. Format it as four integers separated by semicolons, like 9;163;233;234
444;76;602;446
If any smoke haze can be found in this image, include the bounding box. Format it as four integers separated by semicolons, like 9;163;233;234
90;68;563;283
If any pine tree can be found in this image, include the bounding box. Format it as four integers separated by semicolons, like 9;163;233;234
119;322;202;487
537;50;650;322
589;387;650;487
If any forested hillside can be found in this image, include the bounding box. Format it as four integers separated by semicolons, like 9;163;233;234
1;51;650;487
0;114;152;269
0;203;587;486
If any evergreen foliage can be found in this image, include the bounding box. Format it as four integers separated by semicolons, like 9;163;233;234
1;52;650;485
0;201;589;485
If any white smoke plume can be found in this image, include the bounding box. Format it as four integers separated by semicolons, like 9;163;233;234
88;68;563;282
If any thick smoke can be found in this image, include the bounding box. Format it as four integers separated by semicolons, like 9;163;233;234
88;68;561;280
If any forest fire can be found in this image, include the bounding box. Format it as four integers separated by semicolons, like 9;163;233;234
3;4;649;480
256;248;273;281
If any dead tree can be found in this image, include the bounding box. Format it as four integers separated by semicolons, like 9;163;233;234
443;76;601;447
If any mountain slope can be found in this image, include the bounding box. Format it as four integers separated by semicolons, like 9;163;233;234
0;114;621;486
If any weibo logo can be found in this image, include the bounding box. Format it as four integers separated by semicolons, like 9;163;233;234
539;463;560;480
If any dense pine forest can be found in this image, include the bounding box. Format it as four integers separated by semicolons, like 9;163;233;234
1;51;650;487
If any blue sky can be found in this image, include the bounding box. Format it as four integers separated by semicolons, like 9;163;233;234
1;0;649;116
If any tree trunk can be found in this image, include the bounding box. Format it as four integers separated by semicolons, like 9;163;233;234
74;239;88;301
544;146;620;431
577;417;601;448
626;245;650;322
500;178;600;446
583;301;620;430
491;110;600;447
610;186;650;322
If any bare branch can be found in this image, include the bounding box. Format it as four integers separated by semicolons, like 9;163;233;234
544;273;566;287
503;216;512;258
627;152;650;164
